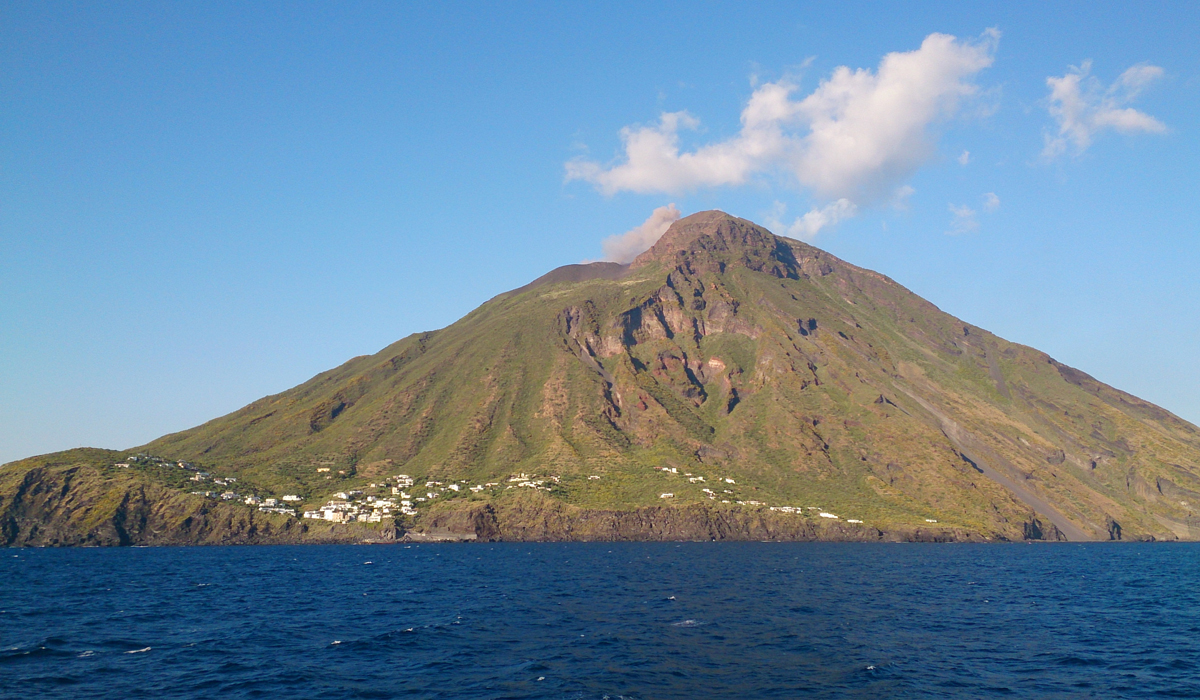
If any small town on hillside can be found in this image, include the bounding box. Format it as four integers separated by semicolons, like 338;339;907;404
113;454;881;527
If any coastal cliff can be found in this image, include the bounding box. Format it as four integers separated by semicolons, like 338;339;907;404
0;450;394;546
2;450;1067;546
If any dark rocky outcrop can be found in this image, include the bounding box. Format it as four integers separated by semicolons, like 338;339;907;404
1022;517;1067;542
1106;516;1123;541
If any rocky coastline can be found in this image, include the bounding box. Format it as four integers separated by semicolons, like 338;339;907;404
2;461;1071;546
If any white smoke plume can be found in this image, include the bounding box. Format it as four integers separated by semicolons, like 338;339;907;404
601;204;682;263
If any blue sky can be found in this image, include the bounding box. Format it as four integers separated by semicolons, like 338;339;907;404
3;1;1198;464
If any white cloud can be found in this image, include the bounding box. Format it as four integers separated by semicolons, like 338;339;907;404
601;204;682;263
566;30;999;228
891;185;917;210
947;204;979;235
947;192;998;234
765;199;858;242
1043;61;1167;158
958;150;971;165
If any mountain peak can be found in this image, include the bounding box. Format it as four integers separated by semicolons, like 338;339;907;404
631;210;763;267
629;209;804;280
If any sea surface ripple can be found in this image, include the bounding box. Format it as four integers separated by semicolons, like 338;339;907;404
2;543;1198;698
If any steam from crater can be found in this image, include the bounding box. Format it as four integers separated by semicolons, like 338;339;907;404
601;204;682;264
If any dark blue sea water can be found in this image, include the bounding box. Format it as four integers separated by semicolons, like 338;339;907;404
2;543;1198;699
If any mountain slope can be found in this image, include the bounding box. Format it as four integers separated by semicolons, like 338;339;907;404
135;211;1200;541
7;211;1200;543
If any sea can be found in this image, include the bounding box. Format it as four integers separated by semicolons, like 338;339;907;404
2;543;1198;699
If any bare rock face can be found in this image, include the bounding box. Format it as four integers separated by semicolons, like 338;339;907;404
413;496;987;543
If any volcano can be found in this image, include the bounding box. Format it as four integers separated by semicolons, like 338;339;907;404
6;211;1200;544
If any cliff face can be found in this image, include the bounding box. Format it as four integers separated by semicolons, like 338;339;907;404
6;211;1200;545
409;494;1007;543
